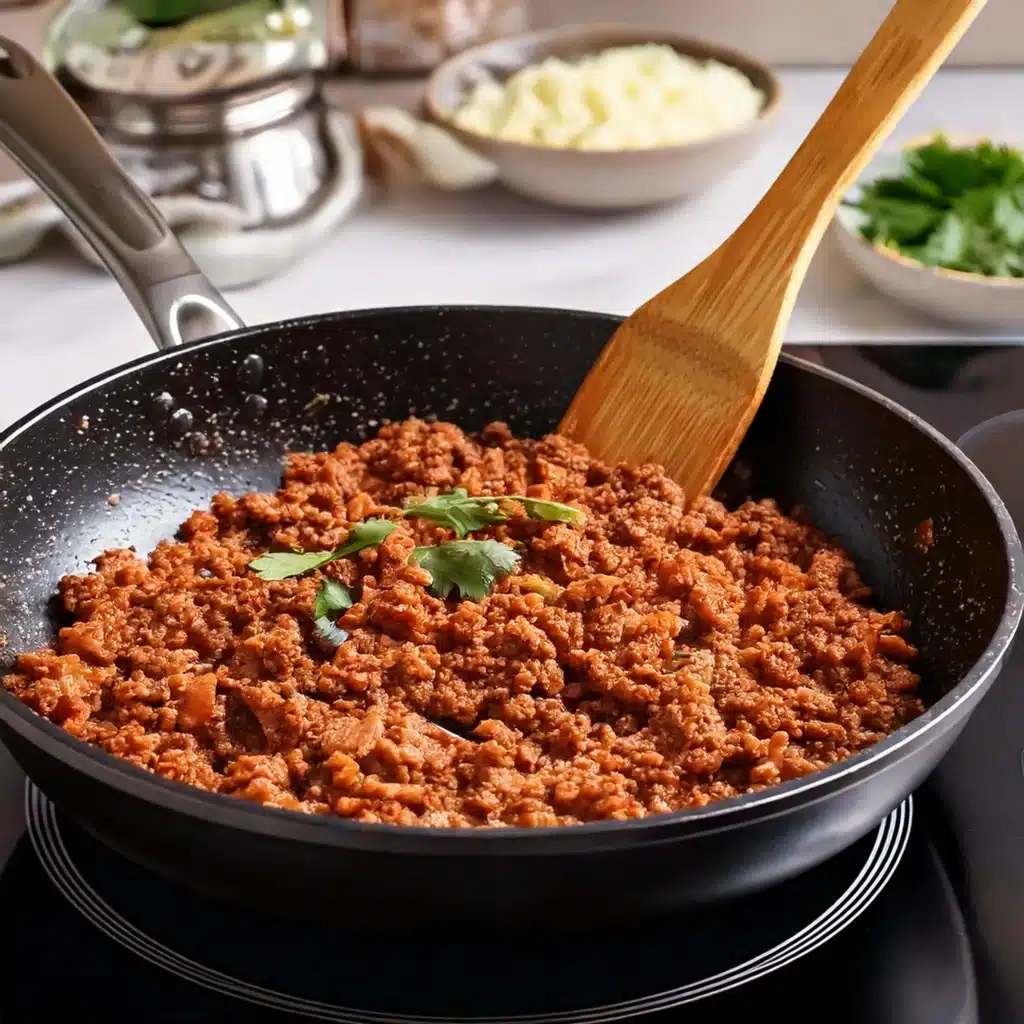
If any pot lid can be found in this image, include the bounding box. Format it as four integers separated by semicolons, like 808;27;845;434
44;0;328;102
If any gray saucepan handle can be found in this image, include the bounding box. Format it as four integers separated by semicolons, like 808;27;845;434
0;35;244;349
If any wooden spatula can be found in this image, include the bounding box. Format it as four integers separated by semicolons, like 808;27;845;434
560;0;986;500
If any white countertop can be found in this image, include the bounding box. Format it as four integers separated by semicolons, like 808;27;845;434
2;67;1024;431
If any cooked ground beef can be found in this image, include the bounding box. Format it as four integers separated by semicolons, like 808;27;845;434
4;419;922;827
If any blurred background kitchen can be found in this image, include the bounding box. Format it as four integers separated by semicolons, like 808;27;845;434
0;0;1023;433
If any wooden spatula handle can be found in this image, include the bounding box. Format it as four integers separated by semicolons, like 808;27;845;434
727;0;985;281
559;0;986;504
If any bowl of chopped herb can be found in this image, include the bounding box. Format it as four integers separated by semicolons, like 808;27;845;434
833;133;1024;328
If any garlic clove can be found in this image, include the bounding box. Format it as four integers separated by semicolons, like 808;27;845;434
358;108;424;188
360;106;499;191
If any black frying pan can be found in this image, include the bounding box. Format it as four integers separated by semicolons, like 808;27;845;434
0;38;1020;929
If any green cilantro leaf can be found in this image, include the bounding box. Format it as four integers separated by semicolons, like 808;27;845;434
249;550;337;581
411;540;520;600
917;211;968;265
855;195;942;245
864;172;946;203
993;190;1024;245
403;488;506;537
249;518;396;580
312;579;352;648
313;578;353;619
403;490;584;537
332;518;397;557
503;496;584;526
956;185;999;223
907;138;994;194
846;134;1024;278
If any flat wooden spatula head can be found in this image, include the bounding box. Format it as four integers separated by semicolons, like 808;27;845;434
560;246;791;500
559;0;986;503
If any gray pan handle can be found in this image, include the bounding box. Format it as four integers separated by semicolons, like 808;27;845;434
0;36;243;349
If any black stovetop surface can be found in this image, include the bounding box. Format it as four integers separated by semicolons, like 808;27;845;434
0;344;1022;1024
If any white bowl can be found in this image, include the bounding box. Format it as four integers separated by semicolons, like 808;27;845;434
424;25;782;210
832;138;1024;330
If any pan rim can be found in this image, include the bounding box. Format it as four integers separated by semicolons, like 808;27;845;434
0;303;1020;853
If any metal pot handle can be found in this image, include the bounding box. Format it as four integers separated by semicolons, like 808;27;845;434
0;36;244;349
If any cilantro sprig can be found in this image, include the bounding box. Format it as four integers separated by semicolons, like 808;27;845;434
247;487;575;604
412;540;520;600
249;518;396;580
403;488;583;538
844;134;1024;277
313;579;352;647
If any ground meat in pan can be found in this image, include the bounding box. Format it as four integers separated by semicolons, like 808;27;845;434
4;419;922;827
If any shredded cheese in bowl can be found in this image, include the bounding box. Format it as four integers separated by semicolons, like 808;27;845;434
452;43;765;150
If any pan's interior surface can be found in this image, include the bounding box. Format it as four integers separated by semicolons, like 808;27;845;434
0;307;1013;725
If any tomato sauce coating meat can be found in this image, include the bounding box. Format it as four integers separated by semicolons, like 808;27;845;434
3;420;923;827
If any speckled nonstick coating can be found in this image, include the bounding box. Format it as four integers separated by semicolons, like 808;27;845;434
0;36;1020;929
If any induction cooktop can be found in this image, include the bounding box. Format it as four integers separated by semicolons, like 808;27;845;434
0;343;1021;1024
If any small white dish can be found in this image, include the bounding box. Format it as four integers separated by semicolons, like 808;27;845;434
832;136;1024;330
424;24;782;210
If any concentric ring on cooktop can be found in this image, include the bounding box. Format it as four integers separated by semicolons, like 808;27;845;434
26;782;911;1024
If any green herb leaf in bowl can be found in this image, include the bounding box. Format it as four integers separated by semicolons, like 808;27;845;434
844;134;1024;278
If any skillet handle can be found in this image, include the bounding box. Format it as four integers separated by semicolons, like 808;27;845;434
0;36;244;349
